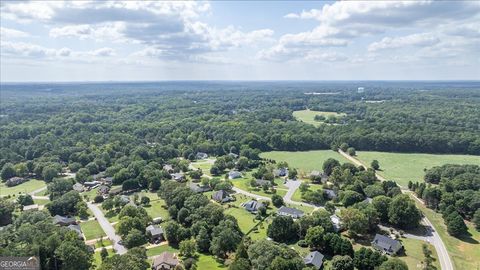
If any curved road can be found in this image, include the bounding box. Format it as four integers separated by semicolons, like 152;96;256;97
338;150;453;270
87;202;127;255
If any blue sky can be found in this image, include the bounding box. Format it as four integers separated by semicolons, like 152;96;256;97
1;1;479;82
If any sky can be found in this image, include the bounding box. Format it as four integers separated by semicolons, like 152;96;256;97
1;0;479;82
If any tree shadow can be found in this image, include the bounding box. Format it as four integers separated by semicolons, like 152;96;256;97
457;232;479;244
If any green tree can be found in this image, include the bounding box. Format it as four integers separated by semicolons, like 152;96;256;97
271;194;284;208
371;160;380;170
473;209;480;231
323;158;341;176
195;227;210;253
100;247;109;261
340;208;368;236
75;168;91;183
1;163;16;180
210;219;242;258
17;194;34;206
305;225;325;249
446;211;468;236
331;255;354;270
229;258;250;270
372;195;392;223
388;194;422;229
347;147;356;156
353;247;387;270
378;258;408;270
99;247;149;270
267;216;298;243
140;196;150;205
42;165;59;182
55;235;93;270
180;239;197;258
123;229;147;248
0;198;15;225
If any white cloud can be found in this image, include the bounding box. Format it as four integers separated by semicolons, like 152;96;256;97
89;47;116;57
1;41;56;58
368;33;439;51
0;27;30;39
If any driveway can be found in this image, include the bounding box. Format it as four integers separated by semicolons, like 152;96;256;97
338;150;453;270
87;202;127;255
283;180;322;210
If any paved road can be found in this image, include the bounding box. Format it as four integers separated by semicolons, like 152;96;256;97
338;150;453;270
283;180;322;210
87;202;127;255
28;186;49;200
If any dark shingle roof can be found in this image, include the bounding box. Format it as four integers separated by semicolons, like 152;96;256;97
372;234;402;253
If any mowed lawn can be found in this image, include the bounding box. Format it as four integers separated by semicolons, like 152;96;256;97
80;220;106;240
411;194;480;270
0;179;46;197
293;109;346;127
356;151;480;187
224;205;258;234
399;238;440;270
260;150;349;176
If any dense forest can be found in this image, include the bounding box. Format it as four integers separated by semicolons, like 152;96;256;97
1;81;480;174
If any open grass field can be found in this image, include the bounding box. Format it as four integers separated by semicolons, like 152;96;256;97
191;161;213;176
142;198;169;220
356;151;480;187
0;179;46;197
293;109;346;127
34;198;50;205
80;220;106;240
410;193;480;270
260;150;349;175
231;177;287;198
399;238;440;270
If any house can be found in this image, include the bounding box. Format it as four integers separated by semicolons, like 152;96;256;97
67;224;84;239
163;164;174;173
170;173;185;182
73;183;84;192
146;225;164;243
212;190;234;203
101;177;113;186
243;200;264;213
274;167;288;177
92;172;105;181
195;152;208;160
310;171;328;183
151;252;179;270
98;185;110;196
189;183;212;193
323;189;337;200
304;251;324;270
277;206;304;219
255;179;272;187
371;234;403;255
53;215;77;226
5;177;27;187
330;214;342;232
228;170;242;179
109;186;122;195
23;204;39;211
228;152;239;159
84;181;101;188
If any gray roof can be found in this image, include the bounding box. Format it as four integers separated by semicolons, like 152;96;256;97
255;179;272;186
212;190;232;202
152;252;178;269
324;189;337;199
171;173;185;181
146;225;164;237
274;168;288;177
228;171;242;179
304;251;324;269
189;183;212;193
372;234;403;254
243;200;263;212
67;224;83;238
277;206;304;218
310;170;321;176
53;215;76;225
73;183;84;192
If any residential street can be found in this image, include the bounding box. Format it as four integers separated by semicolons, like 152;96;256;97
283;180;322;210
338;150;453;270
87;202;127;255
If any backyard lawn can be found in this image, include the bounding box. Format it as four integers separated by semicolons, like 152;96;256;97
34;198;50;205
142;198;169;220
356;151;480;187
196;254;227;269
146;244;179;257
231;177;287;198
411;193;480;270
0;179;46;197
260;150;348;176
293;109;346;127
191;161;213;176
291;181;322;202
80;220;106;240
93;247;114;267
